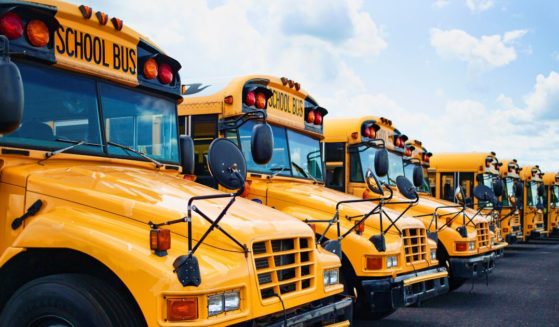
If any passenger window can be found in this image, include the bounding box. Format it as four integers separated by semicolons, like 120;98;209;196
190;115;218;188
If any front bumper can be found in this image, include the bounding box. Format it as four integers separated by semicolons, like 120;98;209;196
505;233;518;244
529;229;548;239
238;294;353;327
493;241;508;259
360;267;449;312
449;252;496;279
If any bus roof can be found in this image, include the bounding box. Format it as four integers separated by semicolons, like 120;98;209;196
519;165;543;182
543;172;559;186
499;159;521;179
324;116;402;143
430;152;499;174
179;75;327;137
5;0;181;97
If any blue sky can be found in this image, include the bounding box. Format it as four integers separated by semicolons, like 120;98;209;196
70;0;559;171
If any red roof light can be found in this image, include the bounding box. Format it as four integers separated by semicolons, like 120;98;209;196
158;63;173;84
245;91;256;107
0;12;23;40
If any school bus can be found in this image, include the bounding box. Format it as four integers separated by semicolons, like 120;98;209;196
519;165;548;240
498;160;524;243
543;172;559;236
179;76;449;320
0;2;352;326
323;117;497;290
428;152;508;256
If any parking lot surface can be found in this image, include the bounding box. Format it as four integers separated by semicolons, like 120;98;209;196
356;239;559;326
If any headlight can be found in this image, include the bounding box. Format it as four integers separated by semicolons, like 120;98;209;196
386;255;398;268
207;290;240;316
491;239;495;247
469;241;475;251
323;268;340;286
430;249;437;260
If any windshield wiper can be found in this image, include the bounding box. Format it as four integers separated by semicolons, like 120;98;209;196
269;166;290;178
41;138;102;163
107;141;162;168
291;161;318;183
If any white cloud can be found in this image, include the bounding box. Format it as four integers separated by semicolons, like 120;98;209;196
430;28;527;70
433;0;451;8
466;0;494;12
523;71;559;119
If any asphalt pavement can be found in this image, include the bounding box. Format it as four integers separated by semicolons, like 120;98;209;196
355;238;559;327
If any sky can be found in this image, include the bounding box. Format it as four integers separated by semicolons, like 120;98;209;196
70;0;559;171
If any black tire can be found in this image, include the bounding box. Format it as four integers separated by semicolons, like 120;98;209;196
0;274;145;327
437;244;466;291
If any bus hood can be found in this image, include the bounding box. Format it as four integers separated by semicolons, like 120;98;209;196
263;181;425;233
17;163;314;247
395;192;491;226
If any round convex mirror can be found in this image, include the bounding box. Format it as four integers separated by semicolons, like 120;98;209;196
251;123;273;165
396;176;417;200
365;169;383;195
207;139;247;190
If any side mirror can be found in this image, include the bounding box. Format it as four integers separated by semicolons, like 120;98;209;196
0;36;24;134
396;176;417;200
207;138;247;190
374;148;389;177
454;186;465;205
474;184;497;206
251;123;273;164
365;169;383;195
179;135;195;175
514;181;523;199
509;194;516;206
493;179;504;197
412;165;424;188
537;184;544;197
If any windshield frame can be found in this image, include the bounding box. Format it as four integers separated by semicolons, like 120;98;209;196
403;161;431;193
1;60;181;165
552;185;559;206
355;146;404;186
527;181;541;207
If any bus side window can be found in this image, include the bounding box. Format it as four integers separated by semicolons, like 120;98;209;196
324;142;345;192
459;173;474;208
428;171;436;196
441;173;454;202
190;114;218;188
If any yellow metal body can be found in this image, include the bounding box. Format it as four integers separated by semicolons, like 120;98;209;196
0;2;346;326
543;172;559;234
428;152;507;251
180;76;447;313
498;160;524;242
519;165;547;239
323;117;496;263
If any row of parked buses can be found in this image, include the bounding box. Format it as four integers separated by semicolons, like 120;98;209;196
0;1;554;326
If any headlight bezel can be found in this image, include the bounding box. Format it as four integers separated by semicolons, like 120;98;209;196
323;268;340;286
207;290;241;317
430;249;437;260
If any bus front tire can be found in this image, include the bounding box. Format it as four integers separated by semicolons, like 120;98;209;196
0;273;144;327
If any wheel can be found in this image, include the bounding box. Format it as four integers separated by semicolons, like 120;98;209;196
0;274;145;327
437;244;466;291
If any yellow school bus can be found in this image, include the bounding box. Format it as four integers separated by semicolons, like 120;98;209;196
428;152;509;256
543;172;559;236
519;165;548;240
498;160;524;242
0;2;352;326
324;116;496;290
179;76;448;320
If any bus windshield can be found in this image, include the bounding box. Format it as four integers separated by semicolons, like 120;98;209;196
503;177;516;206
237;121;324;182
357;147;403;186
527;181;539;207
1;62;179;164
404;162;430;193
553;185;559;206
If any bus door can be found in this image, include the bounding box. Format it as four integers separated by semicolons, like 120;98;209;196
323;142;346;192
440;172;475;208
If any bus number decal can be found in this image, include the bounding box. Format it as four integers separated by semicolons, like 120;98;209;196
55;25;136;76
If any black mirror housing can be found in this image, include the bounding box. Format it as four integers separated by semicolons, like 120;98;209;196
179;135;195;175
374;148;389;177
493;179;504;197
412;165;424;188
0;36;24;134
251;123;273;164
207;138;247;190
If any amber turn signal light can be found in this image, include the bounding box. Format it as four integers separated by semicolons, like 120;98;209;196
455;242;468;252
365;256;382;270
150;228;171;253
167;297;198;321
26;20;49;47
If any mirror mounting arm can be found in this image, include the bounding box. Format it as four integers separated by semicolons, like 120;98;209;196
218;109;267;131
